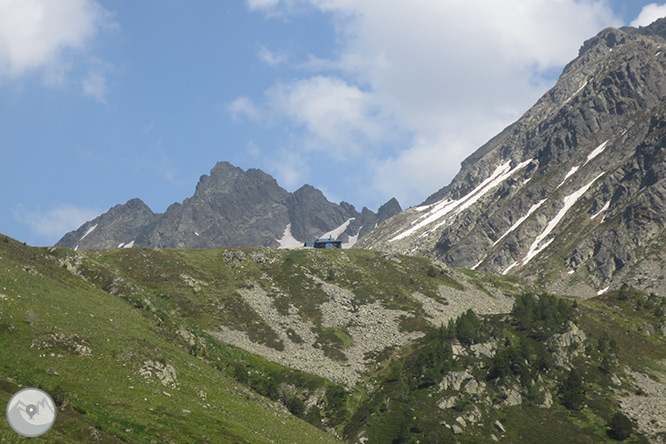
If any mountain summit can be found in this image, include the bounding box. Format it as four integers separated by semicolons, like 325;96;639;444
359;19;666;297
57;162;401;250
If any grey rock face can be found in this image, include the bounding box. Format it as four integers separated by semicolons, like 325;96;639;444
57;198;154;251
377;197;402;224
286;185;351;242
358;20;666;296
56;162;401;250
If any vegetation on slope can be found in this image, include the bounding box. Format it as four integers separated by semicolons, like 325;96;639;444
1;235;665;443
342;289;666;444
0;236;339;443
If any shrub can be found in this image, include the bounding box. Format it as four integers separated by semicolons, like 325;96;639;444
608;412;633;440
618;285;630;301
325;385;347;425
52;386;66;407
232;362;248;384
287;396;306;418
305;405;324;429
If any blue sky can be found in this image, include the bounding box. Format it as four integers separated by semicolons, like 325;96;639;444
1;0;665;246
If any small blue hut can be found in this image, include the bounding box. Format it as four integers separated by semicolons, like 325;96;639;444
304;237;342;249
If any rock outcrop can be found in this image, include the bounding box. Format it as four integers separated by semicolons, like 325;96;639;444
359;20;666;297
57;162;401;250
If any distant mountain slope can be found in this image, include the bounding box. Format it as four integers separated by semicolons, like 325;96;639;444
57;162;401;250
358;19;666;297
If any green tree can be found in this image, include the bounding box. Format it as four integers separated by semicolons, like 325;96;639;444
325;385;347;426
511;293;574;339
455;309;483;345
415;325;454;387
487;343;530;383
561;368;585;410
608;412;633;440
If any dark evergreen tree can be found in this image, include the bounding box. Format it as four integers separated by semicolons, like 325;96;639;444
561;368;585;410
455;309;484;345
608;412;633;440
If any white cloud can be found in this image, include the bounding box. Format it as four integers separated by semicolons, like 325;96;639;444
371;134;475;206
0;0;114;83
16;204;101;242
82;71;107;102
228;96;262;121
258;46;288;66
267;76;393;157
246;0;620;206
267;149;308;190
631;3;666;27
245;140;262;159
246;0;280;10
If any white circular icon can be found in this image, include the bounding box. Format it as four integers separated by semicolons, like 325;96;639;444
6;388;56;437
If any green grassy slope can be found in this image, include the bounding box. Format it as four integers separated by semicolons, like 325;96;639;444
0;236;339;443
1;235;664;443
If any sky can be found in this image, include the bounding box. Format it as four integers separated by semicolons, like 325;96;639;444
2;0;666;246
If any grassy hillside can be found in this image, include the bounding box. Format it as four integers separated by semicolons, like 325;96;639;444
0;236;339;443
1;235;665;443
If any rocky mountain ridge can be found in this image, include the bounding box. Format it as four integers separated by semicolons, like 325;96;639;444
57;161;401;251
358;19;666;298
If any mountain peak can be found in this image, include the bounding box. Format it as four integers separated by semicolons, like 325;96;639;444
57;162;387;250
358;23;666;298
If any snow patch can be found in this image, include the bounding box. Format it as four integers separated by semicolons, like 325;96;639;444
276;224;302;249
80;223;98;241
118;243;125;248
390;159;532;242
568;269;575;275
563;80;588;104
471;259;484;270
74;245;79;252
557;166;579;188
597;287;609;296
502;262;518;275
493;199;547;247
590;201;610;220
123;240;135;249
343;227;362;249
321;218;355;240
574;80;588;95
520;173;604;267
195;231;200;237
585;140;608;164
